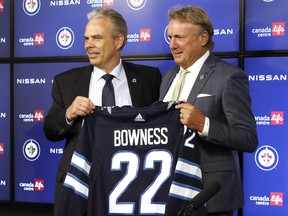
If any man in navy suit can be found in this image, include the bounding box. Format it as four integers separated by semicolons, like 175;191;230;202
43;8;162;213
159;6;258;216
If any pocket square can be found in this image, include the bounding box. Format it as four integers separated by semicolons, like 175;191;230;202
197;93;212;98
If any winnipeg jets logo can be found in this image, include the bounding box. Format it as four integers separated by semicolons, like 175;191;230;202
127;0;147;10
56;27;75;50
163;25;170;44
255;145;278;171
23;139;41;161
23;0;41;16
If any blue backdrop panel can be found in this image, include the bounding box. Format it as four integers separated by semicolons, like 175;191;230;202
0;0;10;57
245;0;288;51
129;59;175;75
222;58;238;68
243;57;288;215
14;0;239;57
13;62;89;203
0;64;11;201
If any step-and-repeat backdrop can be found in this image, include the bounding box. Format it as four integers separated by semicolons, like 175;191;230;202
243;0;288;215
13;0;239;57
1;0;288;215
0;64;10;201
0;0;10;58
243;57;288;216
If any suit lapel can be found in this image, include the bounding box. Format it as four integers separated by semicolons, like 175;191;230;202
73;65;93;97
187;54;216;104
159;65;179;100
123;62;142;107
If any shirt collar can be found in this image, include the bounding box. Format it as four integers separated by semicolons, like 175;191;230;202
181;50;210;73
92;59;123;81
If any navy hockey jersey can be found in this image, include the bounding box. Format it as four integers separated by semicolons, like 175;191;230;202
56;101;204;216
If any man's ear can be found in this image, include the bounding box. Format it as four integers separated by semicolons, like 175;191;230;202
115;34;125;50
200;30;209;47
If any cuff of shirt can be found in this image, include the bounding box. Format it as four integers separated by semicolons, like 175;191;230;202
198;116;209;137
65;110;74;125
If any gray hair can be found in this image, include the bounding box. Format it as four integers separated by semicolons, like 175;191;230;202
168;5;214;50
87;8;128;50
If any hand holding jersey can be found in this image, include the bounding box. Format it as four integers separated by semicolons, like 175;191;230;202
176;102;206;133
66;96;95;123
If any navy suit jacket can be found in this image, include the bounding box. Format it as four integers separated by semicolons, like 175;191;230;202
44;61;162;211
159;53;258;213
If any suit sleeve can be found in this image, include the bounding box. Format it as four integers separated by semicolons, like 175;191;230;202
43;75;80;142
206;68;258;153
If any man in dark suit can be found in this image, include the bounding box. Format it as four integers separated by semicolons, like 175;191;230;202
159;6;258;216
43;8;161;213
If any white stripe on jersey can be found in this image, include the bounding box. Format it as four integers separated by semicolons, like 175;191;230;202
175;158;202;181
71;151;91;176
63;173;89;199
169;181;200;201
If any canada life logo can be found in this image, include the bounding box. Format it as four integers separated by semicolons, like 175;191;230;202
34;179;44;191
34;33;44;45
270;192;283;206
0;143;4;155
255;145;279;171
19;109;44;122
103;0;114;6
250;191;283;206
270;111;284;125
34;110;44;122
0;0;4;12
127;0;147;10
23;0;41;16
56;27;75;50
140;29;151;42
272;22;285;36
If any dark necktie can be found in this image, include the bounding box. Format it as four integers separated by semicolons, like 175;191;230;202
102;74;115;106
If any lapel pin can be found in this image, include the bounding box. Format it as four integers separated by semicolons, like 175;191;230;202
200;75;205;80
132;78;137;83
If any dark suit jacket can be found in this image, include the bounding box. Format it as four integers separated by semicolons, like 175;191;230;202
43;61;162;212
159;53;258;213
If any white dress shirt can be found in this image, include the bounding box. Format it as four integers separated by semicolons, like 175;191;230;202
163;51;210;102
88;60;132;107
66;60;132;125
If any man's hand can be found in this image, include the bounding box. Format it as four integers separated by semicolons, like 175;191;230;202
66;96;95;122
175;102;205;133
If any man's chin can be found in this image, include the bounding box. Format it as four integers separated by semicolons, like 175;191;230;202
89;59;100;66
173;58;181;64
88;56;99;62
